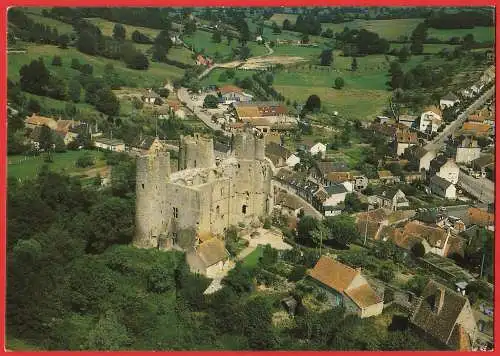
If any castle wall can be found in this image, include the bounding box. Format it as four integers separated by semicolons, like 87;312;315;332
178;134;216;170
134;151;171;248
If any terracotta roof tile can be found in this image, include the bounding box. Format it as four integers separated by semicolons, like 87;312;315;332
468;207;494;226
345;284;382;308
308;256;360;292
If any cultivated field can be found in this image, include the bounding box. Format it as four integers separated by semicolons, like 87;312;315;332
427;26;494;43
84;17;161;42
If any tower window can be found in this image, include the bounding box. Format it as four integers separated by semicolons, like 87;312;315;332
242;205;247;214
173;207;179;218
194;160;197;168
172;232;178;245
142;184;145;189
216;205;220;215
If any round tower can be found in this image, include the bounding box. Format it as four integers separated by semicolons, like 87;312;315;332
233;131;265;160
134;151;171;248
178;134;216;170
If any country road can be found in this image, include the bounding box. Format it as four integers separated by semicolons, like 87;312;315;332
197;41;274;80
457;172;494;204
424;86;494;152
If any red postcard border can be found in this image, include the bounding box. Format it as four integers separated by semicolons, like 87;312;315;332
0;1;498;355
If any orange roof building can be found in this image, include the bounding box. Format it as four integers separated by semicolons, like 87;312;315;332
468;207;494;227
307;256;383;318
25;113;58;130
462;122;491;136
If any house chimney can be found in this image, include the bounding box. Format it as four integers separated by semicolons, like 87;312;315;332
434;288;445;314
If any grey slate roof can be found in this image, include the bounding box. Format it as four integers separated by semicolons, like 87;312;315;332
430;175;453;190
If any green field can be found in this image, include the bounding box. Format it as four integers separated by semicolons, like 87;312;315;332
85;17;161;42
23;11;74;33
242;245;263;268
200;68;258;87
271;44;324;58
390;42;459;54
8;43;184;87
184;30;269;59
7;150;107;181
427;26;494;43
267;13;299;26
322;18;425;41
168;46;195;65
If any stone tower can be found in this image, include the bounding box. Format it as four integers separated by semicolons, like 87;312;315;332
134;150;171;248
232;131;265;161
178;133;216;170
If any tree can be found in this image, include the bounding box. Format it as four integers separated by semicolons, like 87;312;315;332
86;310;130;350
271;22;281;34
76;153;95;168
19;58;50;95
405;275;429;296
78;64;93;76
410;41;424;55
112;23;126;41
71;58;81;70
58;34;69;49
351;57;358;71
319;49;333;66
283;19;292;30
462;33;475;50
296;215;319;243
76;30;99;55
52;55;62;66
324;214;359;246
344;193;367;213
411;242;426;258
398;46;410;63
147;264;175;293
95;88;120;117
334;77;345;89
26;98;41;114
131;30;152;44
68;79;82;103
304;94;321;113
212;30;222;43
311;221;329;251
203;94;219;108
222;262;254;294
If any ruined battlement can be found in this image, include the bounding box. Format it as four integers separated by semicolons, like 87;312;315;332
178;133;216;170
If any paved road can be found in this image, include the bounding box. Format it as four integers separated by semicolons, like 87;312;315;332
177;87;230;135
424;86;495;152
457;171;494;204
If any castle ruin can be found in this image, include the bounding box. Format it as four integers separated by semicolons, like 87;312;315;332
133;131;274;250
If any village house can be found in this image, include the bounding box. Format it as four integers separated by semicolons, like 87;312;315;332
130;136;166;156
186;237;230;278
368;188;409;211
419;106;442;133
429;156;459;184
94;137;126;152
471;154;494;178
265;142;291;168
440;92;460;109
395;129;418;156
166;99;187;119
377;170;400;184
286;153;300;168
324;171;353;186
355;208;389;241
309;142;327;159
311;161;351;182
398;114;418;129
233;101;289;121
274;192;304;217
455;137;481;164
308;256;383;318
409;280;477;350
196;54;213;66
384;220;451;257
321;182;352;213
404;146;436;172
468;107;490;123
24;113;58;130
218;85;253;104
467;207;494;228
430;175;457;200
461;122;491;137
404;172;424;183
142;89;163;105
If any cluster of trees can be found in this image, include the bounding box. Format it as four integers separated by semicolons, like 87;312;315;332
409;22;428;55
296;214;360;248
284;14;322;36
74;20;150;70
426;9;494;29
388;61;450;91
8;9;71;48
18;58;121;117
335;28;390;56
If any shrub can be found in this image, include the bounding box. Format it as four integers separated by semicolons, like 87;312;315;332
52;56;62;66
75;153;95;168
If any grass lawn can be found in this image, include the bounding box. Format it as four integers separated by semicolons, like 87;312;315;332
7;150;106;181
168;46;194;65
267;13;299;26
242;245;263;268
322;18;425;41
8;43;184;87
184;30;269;59
427;26;494;43
84;17;161;42
271;44;324;59
22;10;74;33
